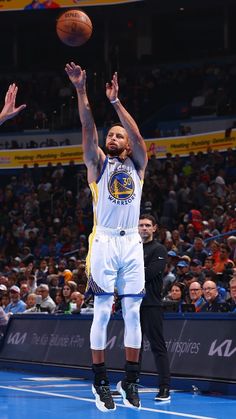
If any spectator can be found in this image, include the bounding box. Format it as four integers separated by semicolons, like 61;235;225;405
23;293;38;313
163;282;186;308
167;250;180;272
227;236;236;264
213;244;234;274
175;260;190;282
208;240;221;263
189;209;204;233
207;219;220;237
182;224;196;249
227;276;236;311
189;281;205;312
171;230;185;255
0;290;10;310
20;283;29;303
4;285;26;314
48;274;60;301
55;281;77;313
0;284;8;297
70;291;85;314
35;258;49;286
200;280;225;312
203;256;215;272
54;288;63;310
189;259;205;283
37;284;56;313
185;237;208;264
57;259;73;287
214;175;227;199
0;306;9;338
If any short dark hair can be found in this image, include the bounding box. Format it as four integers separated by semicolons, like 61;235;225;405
139;213;157;226
109;122;123;129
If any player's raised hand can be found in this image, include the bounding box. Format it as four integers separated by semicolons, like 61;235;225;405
106;72;119;102
0;83;26;125
65;62;86;91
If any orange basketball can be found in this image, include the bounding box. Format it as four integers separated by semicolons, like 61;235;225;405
56;9;93;47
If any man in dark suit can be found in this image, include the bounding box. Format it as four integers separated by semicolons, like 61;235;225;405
139;214;171;401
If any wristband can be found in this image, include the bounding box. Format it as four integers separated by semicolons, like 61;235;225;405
110;98;119;104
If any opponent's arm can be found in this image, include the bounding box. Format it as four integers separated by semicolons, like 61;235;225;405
0;83;26;126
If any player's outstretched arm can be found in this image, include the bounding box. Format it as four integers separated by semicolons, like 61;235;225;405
106;72;147;177
65;62;105;181
0;83;26;126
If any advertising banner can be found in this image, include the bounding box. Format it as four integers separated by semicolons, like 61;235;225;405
0;145;84;168
0;128;235;168
1;314;236;381
0;0;142;11
145;129;236;159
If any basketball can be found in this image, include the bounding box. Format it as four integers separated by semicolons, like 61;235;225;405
56;9;93;47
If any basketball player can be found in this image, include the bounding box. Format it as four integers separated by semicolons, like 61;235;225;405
65;62;147;412
0;84;26;126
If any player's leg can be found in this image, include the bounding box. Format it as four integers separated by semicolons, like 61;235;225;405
91;294;116;412
116;233;145;408
116;296;143;409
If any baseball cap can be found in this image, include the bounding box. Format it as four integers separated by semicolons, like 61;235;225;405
177;261;189;268
10;285;20;293
0;284;7;291
168;250;178;257
215;176;225;185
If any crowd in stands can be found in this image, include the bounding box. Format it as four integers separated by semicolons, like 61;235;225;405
0;144;235;326
1;56;236;136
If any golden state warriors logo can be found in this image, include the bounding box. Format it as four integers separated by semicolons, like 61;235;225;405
108;170;135;201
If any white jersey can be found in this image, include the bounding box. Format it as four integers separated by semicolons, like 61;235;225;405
89;156;143;229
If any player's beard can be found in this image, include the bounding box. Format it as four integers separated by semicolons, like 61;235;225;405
106;144;125;157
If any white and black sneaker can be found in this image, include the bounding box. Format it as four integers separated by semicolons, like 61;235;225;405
155;387;171;401
117;380;141;409
92;384;116;412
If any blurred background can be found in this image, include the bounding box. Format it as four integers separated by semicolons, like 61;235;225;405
1;0;236;134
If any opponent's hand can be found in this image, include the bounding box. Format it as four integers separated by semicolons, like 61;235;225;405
0;83;26;124
65;62;86;91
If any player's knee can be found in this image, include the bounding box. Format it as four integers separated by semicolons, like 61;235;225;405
123;301;140;328
94;306;111;328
